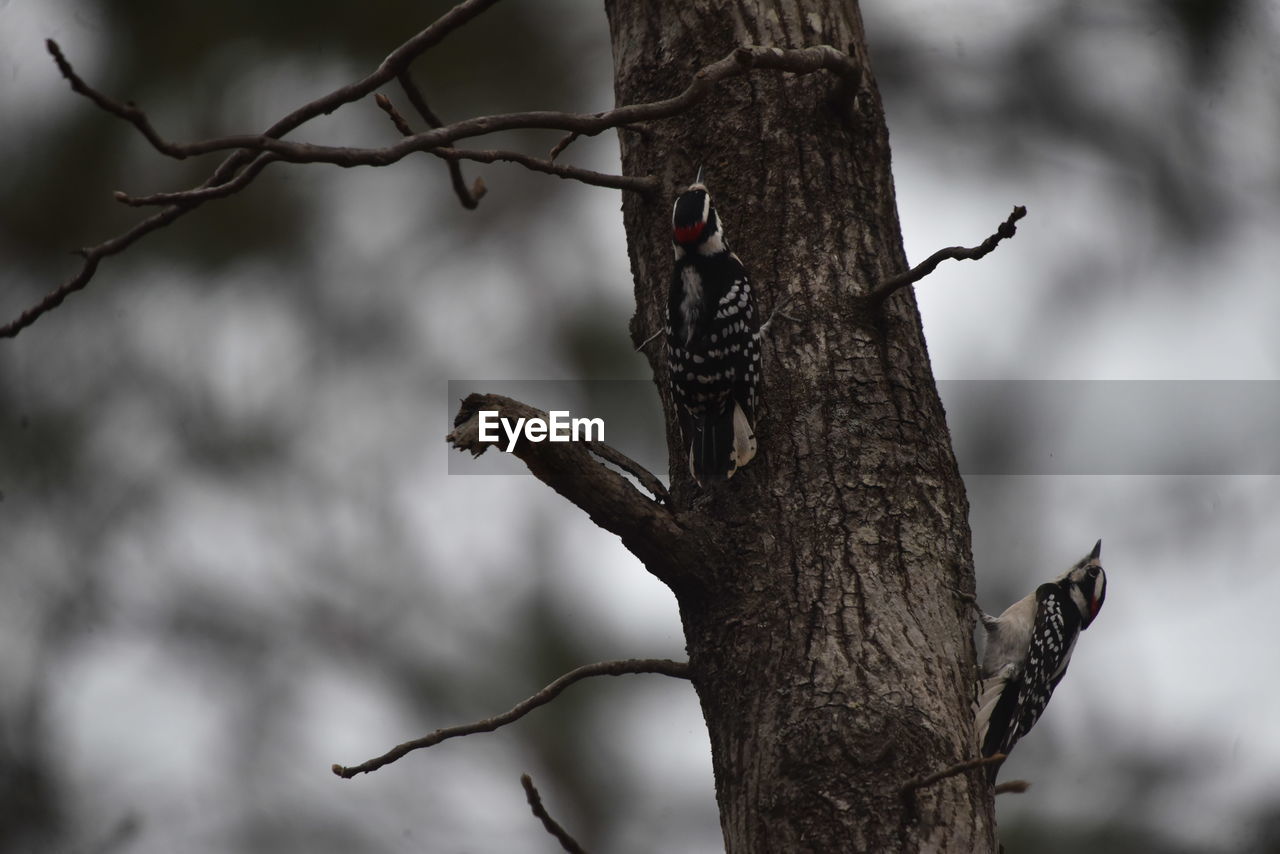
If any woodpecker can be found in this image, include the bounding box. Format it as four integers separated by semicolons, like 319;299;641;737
666;173;760;485
974;539;1107;767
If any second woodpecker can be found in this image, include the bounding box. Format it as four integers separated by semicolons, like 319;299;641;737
974;539;1108;769
666;174;760;485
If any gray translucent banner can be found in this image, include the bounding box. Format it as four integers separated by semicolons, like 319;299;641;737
447;380;1280;476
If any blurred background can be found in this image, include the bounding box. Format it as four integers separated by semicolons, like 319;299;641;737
2;1;1278;851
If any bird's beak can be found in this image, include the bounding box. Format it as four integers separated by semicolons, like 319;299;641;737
694;164;704;185
1089;539;1102;562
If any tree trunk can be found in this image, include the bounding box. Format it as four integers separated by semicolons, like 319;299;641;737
605;1;996;850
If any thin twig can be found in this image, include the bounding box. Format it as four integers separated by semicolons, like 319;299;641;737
301;98;647;194
869;206;1027;304
332;658;690;778
376;91;489;205
198;0;503;193
994;779;1031;796
634;328;663;352
44;40;181;157
115;153;278;206
115;142;653;205
586;441;670;504
758;296;798;338
430;147;655;193
900;754;1007;798
549;131;580;161
374;92;415;136
521;774;589;854
0;203;186;338
396;73;486;209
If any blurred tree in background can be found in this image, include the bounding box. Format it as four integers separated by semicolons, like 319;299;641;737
2;1;1278;852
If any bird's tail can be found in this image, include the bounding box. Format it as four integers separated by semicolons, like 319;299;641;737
974;667;1010;753
687;398;756;485
974;664;1018;781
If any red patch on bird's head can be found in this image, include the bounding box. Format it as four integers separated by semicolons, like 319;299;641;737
674;222;705;244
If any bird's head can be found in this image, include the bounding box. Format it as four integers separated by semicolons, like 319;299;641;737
1060;539;1106;628
672;169;722;250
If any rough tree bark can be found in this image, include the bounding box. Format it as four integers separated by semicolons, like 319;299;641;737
605;1;995;850
19;0;1000;846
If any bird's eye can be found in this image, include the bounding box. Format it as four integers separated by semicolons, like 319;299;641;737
1086;566;1100;578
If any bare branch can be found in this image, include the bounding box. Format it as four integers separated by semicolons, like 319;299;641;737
9;36;859;338
395;73;486;209
549;131;580;161
114;153;278;206
332;658;690;778
118;136;654;204
97;44;862;163
431;147;657;193
994;779;1031;796
446;393;696;584
44;40;183;158
50;0;505;164
374;92;415;136
585;440;670;504
634;329;663;352
196;0;503;194
899;754;1007;798
6;0;501;338
521;774;589;854
550;122;652;160
0;204;187;338
869;206;1027;304
107;45;854;189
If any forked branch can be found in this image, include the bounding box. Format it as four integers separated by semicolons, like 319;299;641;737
446;394;691;581
332;658;689;778
60;44;861;164
2;0;503;339
371;93;656;195
5;26;861;338
395;73;487;209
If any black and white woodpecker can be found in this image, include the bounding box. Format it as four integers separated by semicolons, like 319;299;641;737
974;539;1107;766
666;172;760;485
